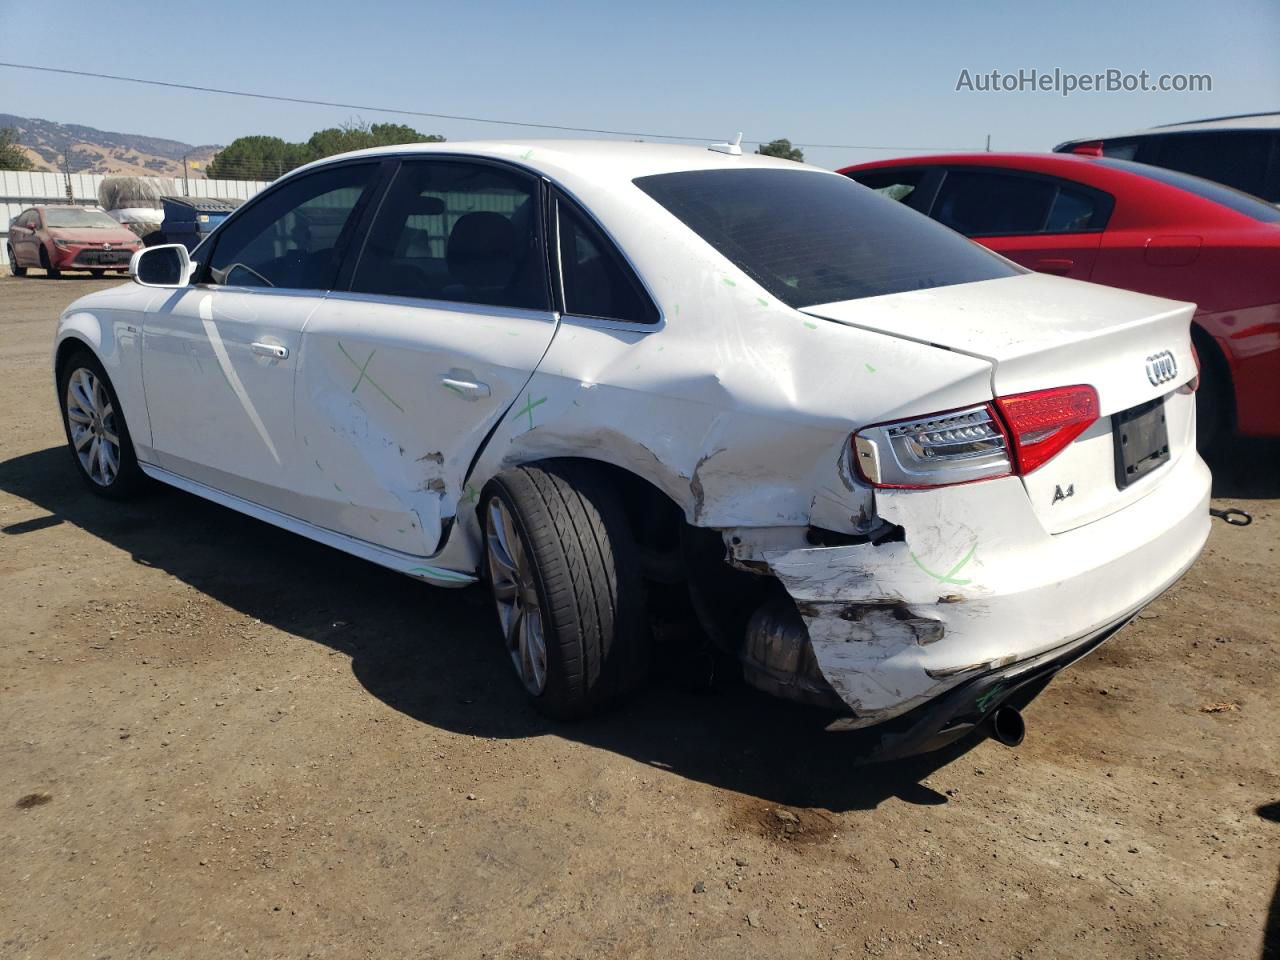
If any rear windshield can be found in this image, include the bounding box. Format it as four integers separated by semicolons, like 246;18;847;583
633;168;1017;308
44;208;121;229
1094;157;1280;222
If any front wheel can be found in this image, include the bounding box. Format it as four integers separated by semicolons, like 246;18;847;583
7;245;24;276
40;246;61;279
483;463;647;719
58;350;145;498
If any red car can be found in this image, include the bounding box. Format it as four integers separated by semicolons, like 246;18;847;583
7;205;142;279
840;153;1280;444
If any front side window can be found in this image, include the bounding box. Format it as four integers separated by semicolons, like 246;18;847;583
350;159;548;310
846;168;929;209
206;163;377;290
634;168;1016;309
556;197;657;324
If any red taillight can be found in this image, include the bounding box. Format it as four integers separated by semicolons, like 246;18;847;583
995;385;1099;474
1069;140;1105;157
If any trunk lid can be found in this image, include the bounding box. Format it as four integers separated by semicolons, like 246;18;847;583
804;273;1199;533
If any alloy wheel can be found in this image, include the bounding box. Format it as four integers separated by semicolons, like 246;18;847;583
64;367;121;487
485;497;548;695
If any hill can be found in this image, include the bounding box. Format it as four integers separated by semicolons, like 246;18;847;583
0;114;221;178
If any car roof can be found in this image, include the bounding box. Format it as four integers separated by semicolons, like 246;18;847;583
1054;111;1280;149
286;138;827;188
839;152;1119;175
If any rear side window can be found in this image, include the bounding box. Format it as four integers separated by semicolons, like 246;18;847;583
207;163;376;290
555;196;657;324
350;159;548;311
1044;186;1106;232
634;169;1015;309
1094;157;1280;222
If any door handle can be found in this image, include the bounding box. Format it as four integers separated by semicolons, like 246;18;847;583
440;377;491;400
251;342;289;360
1036;258;1074;276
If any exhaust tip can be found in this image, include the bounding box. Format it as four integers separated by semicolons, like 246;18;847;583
989;705;1026;747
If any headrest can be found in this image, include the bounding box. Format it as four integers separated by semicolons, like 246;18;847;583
446;212;516;289
407;195;445;215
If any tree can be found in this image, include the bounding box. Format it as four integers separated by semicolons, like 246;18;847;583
755;138;804;163
207;121;446;180
205;135;311;181
0;127;34;171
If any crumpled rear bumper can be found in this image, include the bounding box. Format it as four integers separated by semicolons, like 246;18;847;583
761;450;1211;729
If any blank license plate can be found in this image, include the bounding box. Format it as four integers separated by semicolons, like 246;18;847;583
1113;398;1170;489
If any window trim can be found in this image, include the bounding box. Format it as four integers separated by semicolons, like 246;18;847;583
337;155;554;314
548;186;662;329
926;166;1115;238
192;157;384;291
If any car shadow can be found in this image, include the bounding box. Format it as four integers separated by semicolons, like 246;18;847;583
1206;437;1280;500
0;445;984;813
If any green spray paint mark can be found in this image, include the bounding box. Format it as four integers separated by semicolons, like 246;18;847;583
910;542;977;586
408;565;476;583
514;392;547;431
975;681;1008;714
520;149;534;161
865;363;877;373
721;278;736;287
337;341;406;414
802;321;817;330
461;484;479;505
442;381;468;398
756;297;768;307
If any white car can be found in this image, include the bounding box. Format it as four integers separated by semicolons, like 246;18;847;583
52;140;1210;759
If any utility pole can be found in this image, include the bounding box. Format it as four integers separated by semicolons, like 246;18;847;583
985;134;991;152
62;146;74;202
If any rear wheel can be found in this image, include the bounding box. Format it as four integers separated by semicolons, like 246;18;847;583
483;463;647;719
57;350;145;498
40;246;61;279
6;245;24;276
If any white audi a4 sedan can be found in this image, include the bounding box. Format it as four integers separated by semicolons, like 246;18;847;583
53;140;1210;759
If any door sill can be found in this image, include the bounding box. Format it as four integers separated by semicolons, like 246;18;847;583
137;462;478;588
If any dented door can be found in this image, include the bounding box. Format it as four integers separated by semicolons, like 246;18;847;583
292;156;556;557
294;295;556;556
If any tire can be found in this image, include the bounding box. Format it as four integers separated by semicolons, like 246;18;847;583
6;245;24;276
90;269;106;279
40;246;61;279
1192;330;1231;455
483;462;647;719
57;349;145;499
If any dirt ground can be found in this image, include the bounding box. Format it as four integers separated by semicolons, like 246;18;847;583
1;273;1277;960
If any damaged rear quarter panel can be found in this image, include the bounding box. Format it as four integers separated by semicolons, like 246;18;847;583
453;246;996;572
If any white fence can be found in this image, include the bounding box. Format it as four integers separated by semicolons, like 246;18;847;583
1;171;270;266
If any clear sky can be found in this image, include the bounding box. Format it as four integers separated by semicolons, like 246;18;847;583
1;0;1277;170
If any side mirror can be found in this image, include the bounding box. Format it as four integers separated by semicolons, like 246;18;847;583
130;243;195;288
